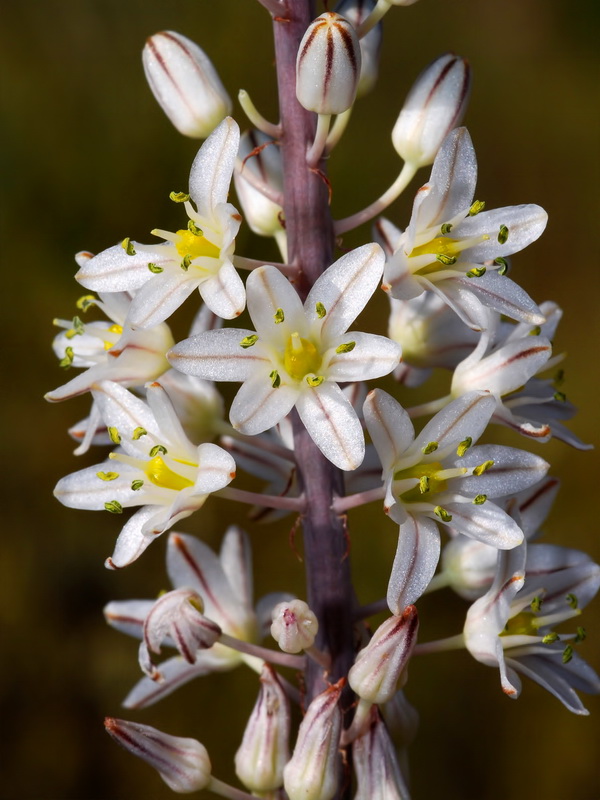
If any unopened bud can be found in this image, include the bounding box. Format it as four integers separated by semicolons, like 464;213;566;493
104;718;211;792
235;664;291;792
271;599;319;653
348;606;419;703
233;130;283;237
334;0;382;97
392;53;471;168
283;679;344;800
382;689;420;749
441;536;497;600
353;707;409;800
296;13;361;114
143;31;232;138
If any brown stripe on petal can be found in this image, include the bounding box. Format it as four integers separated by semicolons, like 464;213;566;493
298;20;326;63
324;27;335;91
334;21;359;80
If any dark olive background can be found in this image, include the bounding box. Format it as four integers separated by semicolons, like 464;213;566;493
2;1;599;798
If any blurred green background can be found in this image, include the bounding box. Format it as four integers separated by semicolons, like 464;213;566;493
2;0;599;798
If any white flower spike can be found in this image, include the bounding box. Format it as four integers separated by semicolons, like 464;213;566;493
169;244;401;470
75;118;244;325
54;381;236;568
383;127;548;331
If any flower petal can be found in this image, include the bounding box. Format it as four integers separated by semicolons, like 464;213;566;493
199;259;246;319
414;390;495;452
230;373;298;435
441;500;524;549
104;599;154;639
452;444;549;498
75;243;176;292
306;244;385;340
168;328;270;381
448;272;545;325
387;514;441;612
363;389;415;473
296;382;365;470
189;117;240;218
246;265;305;338
326;332;401;382
456;204;548;262
194;442;236;493
127;272;199;329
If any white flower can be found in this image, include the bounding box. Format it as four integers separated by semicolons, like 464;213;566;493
143;31;231;139
169;244;401;470
464;540;600;714
382;127;547;331
364;388;549;610
104;527;293;708
54;380;236;568
75;118;245;326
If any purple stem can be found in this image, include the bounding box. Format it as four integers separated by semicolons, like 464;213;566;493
272;0;357;712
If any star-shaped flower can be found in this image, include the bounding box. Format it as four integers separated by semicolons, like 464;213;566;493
464;539;600;714
169;244;402;470
364;388;549;610
75;118;244;326
53;380;236;568
380;127;548;331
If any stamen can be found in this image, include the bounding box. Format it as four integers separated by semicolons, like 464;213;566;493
105;500;123;514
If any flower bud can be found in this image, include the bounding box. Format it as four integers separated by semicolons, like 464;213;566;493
234;664;291;792
233;130;284;237
296;13;361;114
441;536;497;600
392;53;471;168
353;707;409;800
334;0;382;97
143;31;232;139
348;606;418;703
271;598;319;653
283;679;344;800
104;718;211;792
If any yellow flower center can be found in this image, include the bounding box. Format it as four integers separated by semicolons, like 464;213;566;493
501;612;537;637
145;456;195;491
283;332;322;381
394;461;448;503
175;229;220;260
411;236;460;259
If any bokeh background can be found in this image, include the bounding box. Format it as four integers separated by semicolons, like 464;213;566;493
2;1;599;798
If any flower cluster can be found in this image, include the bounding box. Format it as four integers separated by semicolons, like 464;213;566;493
48;3;597;799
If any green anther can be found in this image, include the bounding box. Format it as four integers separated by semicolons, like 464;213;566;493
59;347;74;369
149;444;168;457
107;426;121;445
148;262;163;273
531;596;543;613
72;316;85;335
498;224;509;244
554;369;565;386
473;460;494;476
562;645;573;664
419;475;430;494
316;302;327;318
76;294;97;312
575;627;587;644
270;370;281;389
121;237;136;256
441;223;453;234
96;471;119;481
528;326;542;336
466;267;486;278
169;191;190;203
335;341;356;354
240;335;259;349
542;632;560;644
436;253;457;266
273;308;285;324
457;437;472;457
554;391;566;402
188;220;203;236
131;479;144;491
306;375;324;387
105;500;123;514
468;200;486;216
434;506;453;522
421;441;439;455
181;254;192;271
473;494;487;505
494;257;509;275
64;328;77;340
132;427;147;440
566;593;578;609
